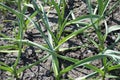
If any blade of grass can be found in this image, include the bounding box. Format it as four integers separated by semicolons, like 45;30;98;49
103;0;110;13
0;50;19;53
75;67;104;80
0;32;8;38
55;16;102;50
0;66;13;73
85;64;104;76
17;54;50;74
0;1;54;52
51;0;62;24
84;34;99;48
104;49;120;55
106;0;120;15
0;62;10;67
104;50;120;61
58;11;72;40
108;64;120;71
65;15;99;26
0;3;55;54
0;38;53;53
59;44;88;52
108;25;120;34
0;3;19;16
75;72;97;80
97;0;104;16
108;33;120;49
106;74;120;79
87;0;105;51
52;54;59;79
56;54;79;63
59;54;107;75
103;20;108;41
32;1;60;78
25;11;38;24
32;0;57;48
71;11;80;28
50;0;66;41
0;45;18;50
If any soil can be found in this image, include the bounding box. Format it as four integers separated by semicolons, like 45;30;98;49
0;0;120;80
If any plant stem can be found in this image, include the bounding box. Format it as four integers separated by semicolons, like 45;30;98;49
13;0;24;79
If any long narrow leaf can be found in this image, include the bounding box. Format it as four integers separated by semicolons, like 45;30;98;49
108;64;120;71
0;3;19;17
55;17;102;50
85;64;104;76
0;62;10;67
56;54;79;63
59;54;107;75
108;25;120;34
0;66;13;73
65;15;99;26
52;55;59;78
17;54;50;74
75;72;97;80
106;0;120;15
0;38;53;53
32;0;56;49
97;0;104;15
0;50;19;53
51;0;62;23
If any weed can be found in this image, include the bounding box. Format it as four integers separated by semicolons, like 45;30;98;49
0;0;120;80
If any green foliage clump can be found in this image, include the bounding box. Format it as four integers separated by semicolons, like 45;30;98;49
0;0;120;80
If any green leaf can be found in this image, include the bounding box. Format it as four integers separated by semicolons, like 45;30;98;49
32;0;56;49
0;62;13;74
0;3;19;17
58;10;72;40
75;72;97;80
0;62;9;67
65;15;99;26
108;64;120;71
106;0;120;15
23;3;34;9
56;25;89;49
108;25;120;34
104;50;120;54
0;66;13;73
51;0;62;23
0;38;53;54
59;54;106;75
106;74;120;79
52;55;59;78
103;0;110;15
0;50;19;53
85;64;104;76
25;11;38;27
56;54;79;63
59;44;87;52
97;0;104;15
87;0;93;15
104;49;120;63
0;32;8;38
0;45;18;50
55;17;102;50
17;54;50;74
